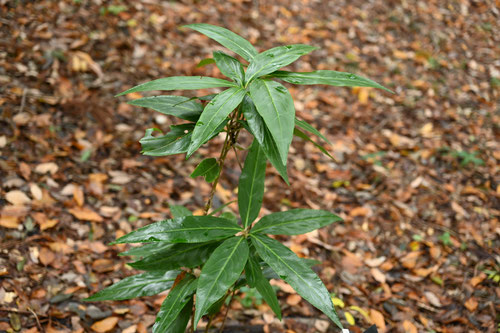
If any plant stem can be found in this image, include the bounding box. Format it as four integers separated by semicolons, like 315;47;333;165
219;288;237;333
203;109;242;215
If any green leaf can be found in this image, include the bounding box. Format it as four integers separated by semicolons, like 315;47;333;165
267;70;394;93
130;242;220;271
294;128;335;161
245;253;282;319
85;270;180;301
190;158;220;182
213;51;245;84
239;139;267;228
140;125;193;157
184;23;258;62
113;215;242;244
245;44;317;83
153;274;197;333
118;242;173;257
188;87;246;157
197;58;216;67
251;209;342;235
249;79;295;165
161;297;192;333
116;76;237;96
194;237;249;326
241;96;289;184
295;118;331;144
170;205;193;218
128;96;203;122
251;234;342;329
208;200;237;216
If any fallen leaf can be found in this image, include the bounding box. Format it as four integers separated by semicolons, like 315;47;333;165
370;309;386;332
402;320;417;333
464;297;478;312
424;291;442;307
92;259;114;273
470;273;486;287
39;247;55;266
349;206;372;217
90;317;119;333
73;186;84;207
5;190;31;206
68;206;103;222
286;294;301;306
371;268;386;284
34;162;58;175
344;311;355;326
400;251;422;269
0;215;19;228
30;183;43;201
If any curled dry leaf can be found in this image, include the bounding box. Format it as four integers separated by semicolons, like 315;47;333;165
68;206;103;222
90;316;119;333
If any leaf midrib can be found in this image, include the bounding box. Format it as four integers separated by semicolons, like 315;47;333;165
203;29;255;61
252;213;334;233
134;243;213;267
158;278;193;329
251;235;325;307
247;49;304;83
197;237;243;319
261;81;284;161
242;144;262;228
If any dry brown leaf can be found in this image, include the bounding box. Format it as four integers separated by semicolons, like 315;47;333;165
350;206;372;217
34;162;58;175
365;256;386;267
39;247;55;266
68;206;103;222
369;309;386;332
73;186;84;207
90;317;119;333
286;294;302;306
0;215;19;228
402;320;418;333
5;190;31;206
29;183;43;201
370;268;387;284
19;162;31;180
424;291;442;307
400;251;422;269
92;259;114;273
464;297;478;312
469;273;486;287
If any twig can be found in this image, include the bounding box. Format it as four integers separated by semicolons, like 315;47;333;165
219;288;237;333
0;307;47;317
27;307;45;333
19;88;27;113
232;145;243;170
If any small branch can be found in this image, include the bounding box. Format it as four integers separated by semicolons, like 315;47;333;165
232;146;243;170
219;288;237;333
28;307;45;333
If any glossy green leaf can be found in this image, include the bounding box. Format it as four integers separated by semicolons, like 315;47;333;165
118;242;173;258
245;254;282;319
249;79;295;165
140;125;193;156
128;96;203;122
113;216;242;244
187;87;246;157
245;44;317;83
213;51;245;84
241;96;289;184
170;205;193;218
197;58;216;67
239;140;267;228
116;76;237;96
85;270;180;301
252;209;342;235
190;158;220;182
153;275;197;333
295;118;331;144
251;234;342;329
294;128;335;161
130;242;220;271
267;70;393;93
194;237;249;326
184;23;258;62
162;297;192;333
208;200;237;216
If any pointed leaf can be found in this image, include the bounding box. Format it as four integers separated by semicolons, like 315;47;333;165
140;124;193;157
184;23;258;62
241;96;288;184
170;205;193;218
188;87;246;157
128;96;203;122
294;128;335;161
267;70;393;93
85;270;180;301
213;51;245;84
239;140;267;228
251;234;342;329
295;118;331;144
153;275;197;333
197;58;216;67
249;79;295;165
190;158;220;183
116;76;236;96
194;237;249;326
245;45;317;83
245;253;282;319
130;242;220;271
252;209;342;235
118;242;173;257
113;216;242;244
163;297;193;333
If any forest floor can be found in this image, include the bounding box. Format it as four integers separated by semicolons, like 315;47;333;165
0;1;499;332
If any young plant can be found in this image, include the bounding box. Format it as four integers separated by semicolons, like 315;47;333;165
85;23;392;332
